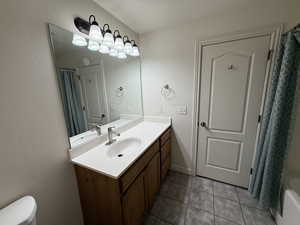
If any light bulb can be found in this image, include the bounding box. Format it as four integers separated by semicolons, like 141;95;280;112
109;48;118;57
88;15;103;42
114;36;124;51
124;42;132;54
103;32;114;48
72;33;87;46
118;51;127;59
131;44;140;56
99;44;109;54
87;40;100;51
102;24;114;48
89;24;103;42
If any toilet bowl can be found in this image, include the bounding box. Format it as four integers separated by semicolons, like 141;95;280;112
0;196;37;225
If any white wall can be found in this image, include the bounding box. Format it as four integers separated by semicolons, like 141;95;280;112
0;1;138;225
286;0;300;30
103;57;143;120
140;2;291;174
56;49;102;68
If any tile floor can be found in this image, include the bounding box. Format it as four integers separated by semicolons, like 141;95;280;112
144;171;276;225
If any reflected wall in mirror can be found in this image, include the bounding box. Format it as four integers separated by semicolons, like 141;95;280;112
48;24;143;146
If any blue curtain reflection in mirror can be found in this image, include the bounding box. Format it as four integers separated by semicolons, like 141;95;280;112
59;69;86;136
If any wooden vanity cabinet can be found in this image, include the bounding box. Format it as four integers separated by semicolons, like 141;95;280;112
122;173;146;225
144;152;161;210
160;128;172;181
74;128;172;225
74;166;123;225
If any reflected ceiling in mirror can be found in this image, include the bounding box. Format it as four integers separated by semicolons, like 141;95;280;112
48;24;143;146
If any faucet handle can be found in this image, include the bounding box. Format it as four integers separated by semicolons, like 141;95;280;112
108;126;115;131
108;126;120;136
92;123;102;135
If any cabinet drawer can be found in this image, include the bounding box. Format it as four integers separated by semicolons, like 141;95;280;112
160;128;171;146
161;139;171;164
120;141;159;193
161;155;171;181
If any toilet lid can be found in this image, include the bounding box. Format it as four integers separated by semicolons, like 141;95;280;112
0;196;37;225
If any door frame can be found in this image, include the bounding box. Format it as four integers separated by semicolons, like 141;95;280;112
191;25;283;181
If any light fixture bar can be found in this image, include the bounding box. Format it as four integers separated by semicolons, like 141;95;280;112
73;16;140;58
74;17;90;35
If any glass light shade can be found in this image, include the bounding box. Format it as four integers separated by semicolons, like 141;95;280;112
118;51;127;59
102;32;114;48
124;42;132;54
72;33;87;46
99;44;109;54
114;37;124;51
87;40;100;51
109;48;118;57
89;24;103;42
131;45;140;56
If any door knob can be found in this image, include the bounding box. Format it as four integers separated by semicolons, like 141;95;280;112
200;122;206;127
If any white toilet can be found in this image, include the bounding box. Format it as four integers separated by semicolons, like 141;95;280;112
0;196;37;225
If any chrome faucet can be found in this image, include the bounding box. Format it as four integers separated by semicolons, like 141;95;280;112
93;124;102;136
106;126;120;145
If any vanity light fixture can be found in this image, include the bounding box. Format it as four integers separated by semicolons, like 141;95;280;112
88;39;100;51
102;24;114;48
123;36;132;54
130;40;140;56
73;16;140;58
114;30;124;51
72;33;87;46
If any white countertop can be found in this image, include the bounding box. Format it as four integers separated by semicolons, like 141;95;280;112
69;114;143;149
70;118;171;178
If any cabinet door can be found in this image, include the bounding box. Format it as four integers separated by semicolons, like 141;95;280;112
122;174;145;225
161;139;171;164
145;152;161;210
161;155;171;181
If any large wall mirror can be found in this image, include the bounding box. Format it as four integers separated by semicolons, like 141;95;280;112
48;24;143;147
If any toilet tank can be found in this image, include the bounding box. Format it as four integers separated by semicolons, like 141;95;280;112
0;196;37;225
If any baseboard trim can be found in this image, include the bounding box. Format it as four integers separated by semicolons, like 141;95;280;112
171;163;193;176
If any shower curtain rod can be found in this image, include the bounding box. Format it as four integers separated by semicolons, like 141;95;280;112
59;67;76;72
286;23;300;33
293;23;300;29
283;23;300;35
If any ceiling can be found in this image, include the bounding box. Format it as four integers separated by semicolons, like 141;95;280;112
93;0;265;34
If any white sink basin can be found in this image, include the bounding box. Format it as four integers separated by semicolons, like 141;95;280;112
106;137;142;158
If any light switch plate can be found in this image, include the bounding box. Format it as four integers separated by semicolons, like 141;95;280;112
176;105;187;115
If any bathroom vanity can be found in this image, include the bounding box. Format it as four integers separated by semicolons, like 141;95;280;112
48;24;172;225
70;119;171;225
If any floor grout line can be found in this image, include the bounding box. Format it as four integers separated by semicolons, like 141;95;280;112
212;182;216;225
235;187;247;225
149;173;274;225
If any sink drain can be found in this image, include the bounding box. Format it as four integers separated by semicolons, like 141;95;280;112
118;154;123;157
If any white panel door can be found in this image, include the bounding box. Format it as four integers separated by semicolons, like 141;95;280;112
79;65;106;128
197;35;271;187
